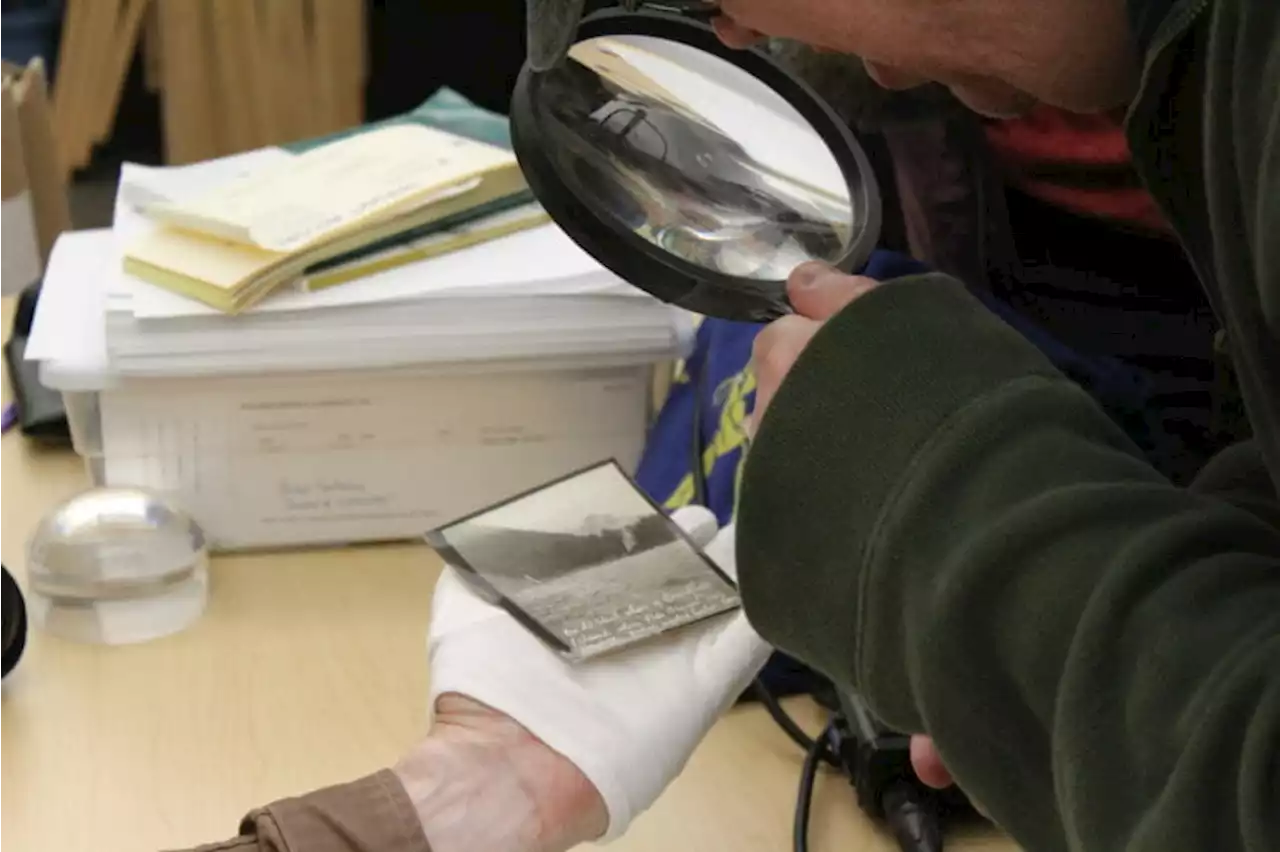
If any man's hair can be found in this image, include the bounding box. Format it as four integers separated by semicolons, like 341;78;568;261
526;0;588;72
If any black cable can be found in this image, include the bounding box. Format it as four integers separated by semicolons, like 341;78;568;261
794;719;836;852
689;350;710;508
752;679;841;766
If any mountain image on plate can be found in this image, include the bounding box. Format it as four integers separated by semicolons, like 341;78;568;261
426;461;740;660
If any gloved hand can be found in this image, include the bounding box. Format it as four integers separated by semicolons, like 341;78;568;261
425;505;772;842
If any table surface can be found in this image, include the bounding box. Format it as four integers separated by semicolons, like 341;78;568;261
0;302;1017;852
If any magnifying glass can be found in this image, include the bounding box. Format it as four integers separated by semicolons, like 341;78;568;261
512;2;881;322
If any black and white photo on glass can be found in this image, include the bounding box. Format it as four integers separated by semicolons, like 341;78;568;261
426;460;740;661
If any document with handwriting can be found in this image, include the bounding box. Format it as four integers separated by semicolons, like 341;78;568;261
143;124;516;252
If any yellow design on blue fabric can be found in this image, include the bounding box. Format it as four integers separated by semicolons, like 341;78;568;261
660;365;755;517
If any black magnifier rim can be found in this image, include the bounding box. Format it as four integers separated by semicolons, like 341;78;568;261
510;8;881;323
0;568;27;680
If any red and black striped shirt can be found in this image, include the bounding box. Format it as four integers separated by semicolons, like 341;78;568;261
984;104;1171;235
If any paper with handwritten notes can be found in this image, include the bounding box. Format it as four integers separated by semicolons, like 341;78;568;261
141;124;515;252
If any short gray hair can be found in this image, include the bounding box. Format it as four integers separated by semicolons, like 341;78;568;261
523;3;961;127
526;0;588;72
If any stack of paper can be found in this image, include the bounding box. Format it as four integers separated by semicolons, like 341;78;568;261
117;89;553;313
26;220;684;551
123;122;538;313
27;155;690;388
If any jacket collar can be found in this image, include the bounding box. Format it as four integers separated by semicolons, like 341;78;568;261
1127;0;1179;53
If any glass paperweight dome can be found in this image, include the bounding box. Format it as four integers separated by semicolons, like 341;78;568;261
25;488;209;645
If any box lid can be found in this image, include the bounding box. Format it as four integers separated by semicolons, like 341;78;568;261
29;229;696;391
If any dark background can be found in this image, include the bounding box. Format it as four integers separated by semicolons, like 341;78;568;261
65;1;547;226
80;2;626;175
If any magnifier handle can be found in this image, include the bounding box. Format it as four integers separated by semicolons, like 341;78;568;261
774;291;796;319
731;286;794;324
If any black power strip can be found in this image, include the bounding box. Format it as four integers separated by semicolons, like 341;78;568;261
752;678;980;852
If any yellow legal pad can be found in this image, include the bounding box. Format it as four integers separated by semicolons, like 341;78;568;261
123;124;531;313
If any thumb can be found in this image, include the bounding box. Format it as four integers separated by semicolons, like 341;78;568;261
712;15;765;49
910;734;954;789
787;262;877;321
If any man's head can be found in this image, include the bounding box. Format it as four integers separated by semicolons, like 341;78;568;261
715;0;1141;116
528;0;1142;118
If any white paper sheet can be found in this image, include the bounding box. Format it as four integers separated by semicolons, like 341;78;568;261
145;126;510;252
25;229;112;380
1;191;42;296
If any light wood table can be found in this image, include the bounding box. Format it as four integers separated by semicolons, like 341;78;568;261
0;304;1016;852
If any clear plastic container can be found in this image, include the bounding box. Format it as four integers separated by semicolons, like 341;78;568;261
82;452;106;487
50;359;670;551
61;391;107;486
62;390;103;457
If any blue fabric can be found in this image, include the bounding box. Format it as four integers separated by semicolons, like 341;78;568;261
633;249;1161;696
634;249;1157;520
1;2;61;70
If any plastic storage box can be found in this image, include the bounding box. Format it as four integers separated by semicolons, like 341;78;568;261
50;357;667;551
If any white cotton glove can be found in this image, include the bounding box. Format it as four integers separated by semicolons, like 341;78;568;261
426;506;772;841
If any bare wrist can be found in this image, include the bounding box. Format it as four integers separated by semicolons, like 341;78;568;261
393;698;606;852
394;737;541;852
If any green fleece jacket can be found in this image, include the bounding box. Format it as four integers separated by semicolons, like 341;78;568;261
736;1;1280;850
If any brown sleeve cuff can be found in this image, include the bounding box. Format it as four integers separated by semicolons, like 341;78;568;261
239;769;431;852
167;770;430;852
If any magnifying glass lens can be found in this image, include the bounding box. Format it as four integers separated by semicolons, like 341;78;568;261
533;34;857;281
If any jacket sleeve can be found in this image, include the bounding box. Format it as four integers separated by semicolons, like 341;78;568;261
1192;441;1280;527
171;771;431;852
1201;0;1280;508
736;276;1280;852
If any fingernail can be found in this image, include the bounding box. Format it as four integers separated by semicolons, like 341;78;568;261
789;262;835;290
